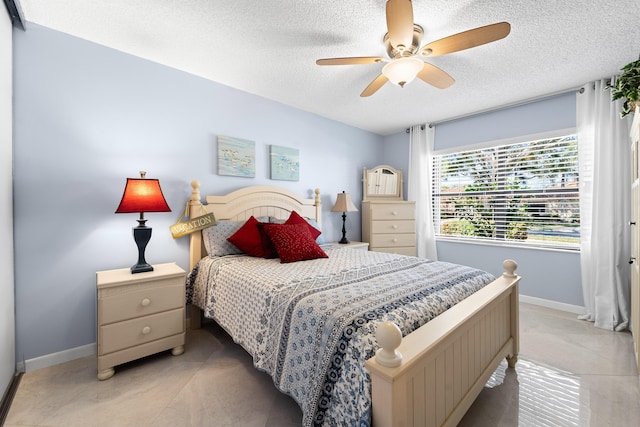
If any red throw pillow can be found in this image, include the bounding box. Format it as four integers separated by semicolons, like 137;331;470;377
227;216;265;257
257;222;279;259
262;223;328;263
285;211;322;241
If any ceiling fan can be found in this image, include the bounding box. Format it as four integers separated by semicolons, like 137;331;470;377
316;0;511;97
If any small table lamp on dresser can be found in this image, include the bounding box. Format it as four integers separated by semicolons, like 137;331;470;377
331;191;358;244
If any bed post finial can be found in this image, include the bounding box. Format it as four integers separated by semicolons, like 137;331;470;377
502;259;518;278
314;188;321;223
375;321;403;368
190;180;201;202
189;180;203;219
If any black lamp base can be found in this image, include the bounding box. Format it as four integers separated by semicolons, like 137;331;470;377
131;225;154;274
338;212;350;244
131;262;153;274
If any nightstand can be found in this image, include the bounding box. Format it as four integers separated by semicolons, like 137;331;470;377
327;241;369;251
96;263;186;380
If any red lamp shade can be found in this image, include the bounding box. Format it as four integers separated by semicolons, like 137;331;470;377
115;178;171;214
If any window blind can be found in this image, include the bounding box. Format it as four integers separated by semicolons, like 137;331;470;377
432;135;579;249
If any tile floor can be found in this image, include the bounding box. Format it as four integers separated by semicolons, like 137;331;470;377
5;303;640;427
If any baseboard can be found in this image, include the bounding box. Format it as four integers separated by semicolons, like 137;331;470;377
16;343;96;373
520;294;586;315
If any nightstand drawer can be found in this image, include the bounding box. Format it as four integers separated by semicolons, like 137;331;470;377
99;307;185;355
370;233;416;248
99;283;184;324
370;220;415;234
370;204;415;220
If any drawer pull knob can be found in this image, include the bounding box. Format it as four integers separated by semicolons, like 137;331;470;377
141;298;151;307
392;211;398;215
142;326;151;335
392;225;398;229
392;238;398;243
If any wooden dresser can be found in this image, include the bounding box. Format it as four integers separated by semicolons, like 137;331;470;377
96;262;186;380
361;200;416;256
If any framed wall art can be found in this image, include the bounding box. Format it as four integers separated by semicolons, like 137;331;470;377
270;145;299;181
217;135;255;178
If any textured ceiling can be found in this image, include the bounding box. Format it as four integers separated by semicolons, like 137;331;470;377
17;0;640;135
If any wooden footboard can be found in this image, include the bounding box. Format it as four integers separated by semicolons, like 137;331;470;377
365;260;520;427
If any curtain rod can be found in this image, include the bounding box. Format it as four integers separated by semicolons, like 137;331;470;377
405;85;585;133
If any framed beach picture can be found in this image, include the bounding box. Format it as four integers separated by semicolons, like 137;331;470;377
217;135;255;178
270;145;299;181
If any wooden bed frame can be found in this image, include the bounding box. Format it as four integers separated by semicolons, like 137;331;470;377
186;181;520;427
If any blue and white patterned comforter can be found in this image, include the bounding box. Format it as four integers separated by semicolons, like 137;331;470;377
186;247;494;426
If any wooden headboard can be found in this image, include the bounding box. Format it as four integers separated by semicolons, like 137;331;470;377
187;180;321;269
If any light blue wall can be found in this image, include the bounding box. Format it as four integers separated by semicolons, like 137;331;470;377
382;93;584;307
13;24;384;362
437;243;582;306
434;92;576;150
382;130;410;197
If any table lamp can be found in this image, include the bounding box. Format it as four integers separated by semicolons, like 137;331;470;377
115;171;171;273
331;191;358;244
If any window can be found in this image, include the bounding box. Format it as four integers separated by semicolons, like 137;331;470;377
432;134;579;249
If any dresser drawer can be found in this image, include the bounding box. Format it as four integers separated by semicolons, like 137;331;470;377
370;203;415;220
370;220;415;234
99;282;184;325
371;233;416;248
99;308;185;355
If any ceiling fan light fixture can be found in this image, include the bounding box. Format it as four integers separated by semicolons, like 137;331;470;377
382;57;423;87
316;0;510;97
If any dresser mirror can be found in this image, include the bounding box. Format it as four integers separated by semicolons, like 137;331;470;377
363;165;403;200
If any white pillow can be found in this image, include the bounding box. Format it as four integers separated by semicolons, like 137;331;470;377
202;221;245;257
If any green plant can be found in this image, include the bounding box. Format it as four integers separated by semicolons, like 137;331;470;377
440;219;475;236
609;55;640;118
506;222;528;240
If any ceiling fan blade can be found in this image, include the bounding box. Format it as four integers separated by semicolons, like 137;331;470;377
386;0;414;51
361;74;389;97
420;22;511;57
417;62;455;89
316;57;386;66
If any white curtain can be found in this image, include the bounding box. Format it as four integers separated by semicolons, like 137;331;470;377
577;79;631;331
408;124;438;260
